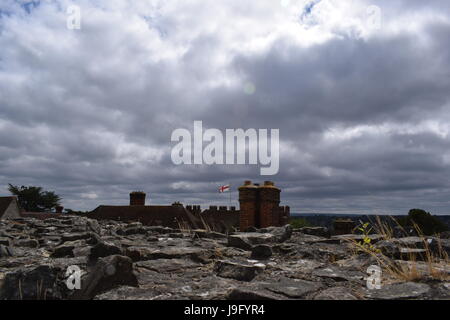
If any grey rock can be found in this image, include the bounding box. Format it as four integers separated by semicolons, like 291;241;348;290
38;236;61;247
263;277;323;298
312;266;365;282
314;286;358;300
61;233;92;243
94;286;163;300
86;232;102;245
276;259;324;273
167;233;184;238
264;225;293;243
15;238;39;248
135;258;201;273
116;226;147;236
71;255;138;300
228;235;253;250
128;222;143;228
0;237;10;246
73;246;93;257
125;246;211;263
398;248;428;261
365;282;431;300
0;244;15;257
298;227;330;238
86;219;101;235
428;238;450;257
51;244;75;258
193;230;227;239
228;232;278;250
226;288;282;300
396;237;426;248
250;245;273;260
272;244;297;255
0;265;63;300
89;241;123;260
214;260;264;281
146;226;175;234
332;234;384;244
375;240;400;257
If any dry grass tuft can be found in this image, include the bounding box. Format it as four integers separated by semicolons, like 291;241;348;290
346;217;449;283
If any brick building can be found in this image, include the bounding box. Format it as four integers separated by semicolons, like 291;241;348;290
89;181;289;231
90;192;202;229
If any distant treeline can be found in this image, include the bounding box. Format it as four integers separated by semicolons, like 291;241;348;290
291;210;450;235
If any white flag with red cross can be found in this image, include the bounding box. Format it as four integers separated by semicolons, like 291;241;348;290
218;185;230;193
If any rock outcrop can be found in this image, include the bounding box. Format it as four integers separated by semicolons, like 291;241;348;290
0;216;448;300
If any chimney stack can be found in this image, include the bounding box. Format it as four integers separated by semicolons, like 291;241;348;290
238;180;259;230
55;206;64;213
130;191;146;206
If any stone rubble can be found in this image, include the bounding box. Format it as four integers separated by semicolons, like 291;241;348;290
0;216;448;300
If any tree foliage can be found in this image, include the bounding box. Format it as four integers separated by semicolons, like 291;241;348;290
8;184;61;212
398;209;448;236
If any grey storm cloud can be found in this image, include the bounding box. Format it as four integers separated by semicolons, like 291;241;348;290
0;0;450;214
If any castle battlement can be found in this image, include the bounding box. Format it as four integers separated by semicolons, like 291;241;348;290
186;205;237;214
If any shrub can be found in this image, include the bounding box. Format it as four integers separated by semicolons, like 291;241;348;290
290;218;311;229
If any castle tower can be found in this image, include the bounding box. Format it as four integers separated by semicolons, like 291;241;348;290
130;191;146;206
259;181;281;228
238;180;259;230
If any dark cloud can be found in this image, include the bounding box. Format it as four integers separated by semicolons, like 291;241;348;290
0;1;450;214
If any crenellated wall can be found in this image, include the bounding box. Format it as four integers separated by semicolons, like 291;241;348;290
185;205;240;233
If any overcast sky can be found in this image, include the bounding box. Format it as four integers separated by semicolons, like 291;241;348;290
1;0;450;214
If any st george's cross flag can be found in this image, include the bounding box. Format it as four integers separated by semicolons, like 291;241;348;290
218;185;230;193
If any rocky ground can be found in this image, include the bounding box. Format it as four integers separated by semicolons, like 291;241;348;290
0;216;449;300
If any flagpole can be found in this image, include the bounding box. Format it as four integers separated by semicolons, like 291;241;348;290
229;182;232;207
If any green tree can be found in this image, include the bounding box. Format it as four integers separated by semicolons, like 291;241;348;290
401;209;448;236
8;184;61;212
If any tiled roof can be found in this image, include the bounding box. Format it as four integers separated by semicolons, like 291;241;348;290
89;205;202;229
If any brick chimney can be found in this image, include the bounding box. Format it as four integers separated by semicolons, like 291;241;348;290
130;191;146;206
238;180;285;230
259;181;281;228
55;206;64;213
238;180;259;230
